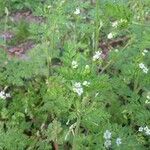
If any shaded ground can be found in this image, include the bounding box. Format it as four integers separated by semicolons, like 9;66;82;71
0;10;45;59
100;36;130;58
0;9;129;60
10;10;45;23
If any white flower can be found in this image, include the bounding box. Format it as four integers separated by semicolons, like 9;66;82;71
0;91;6;100
145;128;150;135
145;11;149;15
138;126;144;132
112;21;119;28
75;87;83;96
144;126;149;131
104;140;111;148
139;63;149;74
0;91;11;100
103;130;111;139
145;99;150;104
107;33;114;39
0;94;6;100
85;65;90;70
143;67;149;74
143;49;148;53
6;93;11;98
147;95;150;100
72;61;78;69
116;138;122;146
93;51;102;61
142;49;148;56
141;126;150;136
47;5;52;9
1;91;5;95
114;49;119;52
83;81;90;87
0;91;4;96
73;82;83;96
139;63;145;69
74;8;80;15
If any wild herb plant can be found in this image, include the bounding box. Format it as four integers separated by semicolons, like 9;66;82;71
0;0;150;150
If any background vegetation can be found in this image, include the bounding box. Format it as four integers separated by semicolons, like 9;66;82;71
0;0;150;149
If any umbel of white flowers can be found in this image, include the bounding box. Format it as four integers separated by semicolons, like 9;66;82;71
103;130;122;148
107;32;114;39
138;126;150;136
72;60;78;69
73;82;83;96
139;63;149;74
82;81;90;87
72;81;90;96
0;91;11;100
93;51;102;61
142;49;148;56
74;8;80;15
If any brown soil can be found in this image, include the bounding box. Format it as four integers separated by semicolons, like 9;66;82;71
0;31;14;41
0;10;45;60
100;36;129;58
10;10;45;24
8;40;35;56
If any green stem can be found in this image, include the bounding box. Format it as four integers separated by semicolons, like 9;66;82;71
45;41;51;78
95;0;100;52
72;97;82;150
72;115;81;150
100;60;113;74
133;70;141;94
4;8;8;46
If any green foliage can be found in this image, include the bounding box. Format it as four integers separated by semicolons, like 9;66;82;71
8;20;31;46
0;0;150;149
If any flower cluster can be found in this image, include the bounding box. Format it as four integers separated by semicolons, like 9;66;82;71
138;126;150;136
82;81;90;87
73;81;90;96
111;19;127;28
145;93;150;104
85;65;90;70
145;99;150;104
147;95;150;100
112;21;119;28
114;49;119;52
103;130;112;148
116;138;122;146
73;82;83;96
74;8;80;15
107;32;114;39
72;60;78;69
0;91;11;100
142;49;148;56
103;130;122;148
93;51;102;61
104;130;112;139
139;63;149;74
